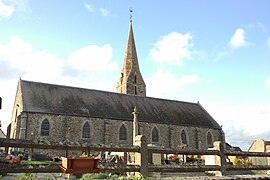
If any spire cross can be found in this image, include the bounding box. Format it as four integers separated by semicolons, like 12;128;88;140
129;8;133;22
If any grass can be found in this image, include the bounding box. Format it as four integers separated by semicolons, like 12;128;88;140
80;173;151;180
21;160;58;165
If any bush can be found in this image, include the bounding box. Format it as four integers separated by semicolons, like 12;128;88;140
81;173;109;179
232;157;252;166
14;173;34;180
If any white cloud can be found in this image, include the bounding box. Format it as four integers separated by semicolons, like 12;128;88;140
247;22;267;32
0;0;15;20
84;3;95;13
204;102;270;150
84;3;110;17
67;44;117;71
266;77;270;88
0;35;118;82
267;37;270;49
0;36;63;81
0;35;119;133
146;69;199;98
99;8;110;17
150;32;193;65
229;28;249;49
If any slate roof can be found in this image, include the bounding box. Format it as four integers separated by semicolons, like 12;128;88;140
20;80;221;129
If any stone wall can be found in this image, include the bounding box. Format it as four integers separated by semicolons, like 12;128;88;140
10;80;24;139
13;112;221;151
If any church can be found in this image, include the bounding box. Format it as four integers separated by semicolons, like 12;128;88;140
9;18;222;150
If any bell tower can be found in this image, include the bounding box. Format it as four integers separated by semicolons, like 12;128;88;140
116;12;146;96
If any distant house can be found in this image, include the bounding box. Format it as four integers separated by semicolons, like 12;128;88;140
248;139;270;165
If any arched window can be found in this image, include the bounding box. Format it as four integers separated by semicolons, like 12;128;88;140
41;119;50;136
82;122;90;138
134;86;137;95
119;124;127;140
134;74;137;84
181;129;188;145
207;131;213;148
152;127;159;143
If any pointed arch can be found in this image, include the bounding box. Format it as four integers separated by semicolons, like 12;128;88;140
152;126;159;143
119;124;127;140
134;73;137;84
82;122;90;138
180;129;188;145
206;131;213;148
41;119;50;136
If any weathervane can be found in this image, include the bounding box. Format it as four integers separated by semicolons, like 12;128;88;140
129;8;133;22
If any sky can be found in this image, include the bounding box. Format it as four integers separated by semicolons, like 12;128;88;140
0;0;269;150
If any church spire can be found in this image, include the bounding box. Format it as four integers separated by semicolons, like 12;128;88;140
116;12;146;96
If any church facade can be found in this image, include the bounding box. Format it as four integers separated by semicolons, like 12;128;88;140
9;19;222;150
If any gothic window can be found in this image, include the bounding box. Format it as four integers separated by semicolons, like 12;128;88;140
82;122;90;138
207;131;213;148
181;129;188;145
152;127;159;143
134;86;137;95
134;74;137;84
119;124;127;140
41;119;50;136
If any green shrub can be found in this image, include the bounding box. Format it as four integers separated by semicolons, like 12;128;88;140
232;157;252;166
81;173;109;179
15;173;34;180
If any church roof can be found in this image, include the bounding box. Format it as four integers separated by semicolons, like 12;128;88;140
19;80;221;129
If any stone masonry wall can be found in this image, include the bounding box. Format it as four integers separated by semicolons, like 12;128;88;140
16;112;221;151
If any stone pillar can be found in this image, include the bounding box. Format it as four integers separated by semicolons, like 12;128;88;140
134;135;148;177
132;107;139;145
205;141;226;176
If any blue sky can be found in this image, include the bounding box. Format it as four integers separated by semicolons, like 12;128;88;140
0;0;270;150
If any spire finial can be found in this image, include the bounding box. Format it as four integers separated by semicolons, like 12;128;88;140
129;8;133;22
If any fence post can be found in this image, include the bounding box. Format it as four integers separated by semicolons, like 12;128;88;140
212;141;226;176
134;135;148;177
220;130;226;176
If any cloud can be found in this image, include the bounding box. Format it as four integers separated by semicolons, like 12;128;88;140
266;77;270;88
150;32;193;65
229;28;249;49
0;0;15;20
0;35;118;83
246;22;267;32
0;36;64;81
84;3;110;17
214;28;252;61
146;69;199;98
267;37;270;49
0;35;119;133
99;8;110;17
67;44;117;71
204;102;270;150
84;2;95;13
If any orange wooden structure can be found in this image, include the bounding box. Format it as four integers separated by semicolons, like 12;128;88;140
60;157;99;174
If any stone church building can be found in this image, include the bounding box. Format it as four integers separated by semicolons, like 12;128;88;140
9;19;222;150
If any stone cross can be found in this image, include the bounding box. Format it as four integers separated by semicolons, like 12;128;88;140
132;106;139;145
